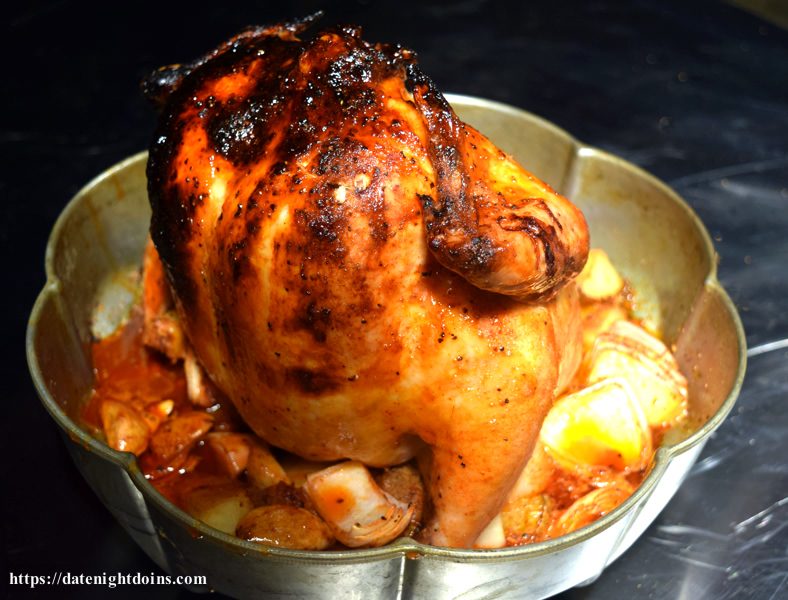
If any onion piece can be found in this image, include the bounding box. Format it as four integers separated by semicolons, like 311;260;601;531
304;461;414;548
501;494;556;545
540;378;652;473
474;514;506;549
507;443;555;503
184;349;218;408
587;320;688;427
580;303;628;355
553;480;634;536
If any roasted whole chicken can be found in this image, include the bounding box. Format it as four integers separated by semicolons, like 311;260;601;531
144;16;589;547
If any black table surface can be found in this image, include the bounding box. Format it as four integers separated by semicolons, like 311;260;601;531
3;1;787;598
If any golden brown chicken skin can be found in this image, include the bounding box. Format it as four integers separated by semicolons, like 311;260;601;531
145;16;589;547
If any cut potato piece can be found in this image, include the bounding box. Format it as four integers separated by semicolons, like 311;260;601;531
540;379;652;473
587;320;688;427
576;249;624;300
236;505;334;550
183;483;253;535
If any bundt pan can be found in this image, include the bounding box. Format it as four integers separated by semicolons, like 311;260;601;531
26;95;746;599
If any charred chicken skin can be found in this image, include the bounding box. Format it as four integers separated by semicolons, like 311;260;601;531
145;16;589;547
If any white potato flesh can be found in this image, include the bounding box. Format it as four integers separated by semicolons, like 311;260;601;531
183;484;253;535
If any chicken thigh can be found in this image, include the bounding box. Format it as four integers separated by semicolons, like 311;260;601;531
145;16;589;547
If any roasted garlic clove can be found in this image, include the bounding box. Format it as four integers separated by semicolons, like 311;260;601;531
100;399;150;455
540;378;652;473
140;399;175;433
205;432;252;478
553;479;634;536
236;505;334;550
149;411;214;462
139;448;201;481
587;320;688;427
575;249;624;301
246;439;290;489
304;461;415;548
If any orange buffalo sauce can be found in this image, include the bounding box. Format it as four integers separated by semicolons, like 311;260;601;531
84;310;188;431
84;309;243;506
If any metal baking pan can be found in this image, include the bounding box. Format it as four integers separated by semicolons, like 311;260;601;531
26;94;746;599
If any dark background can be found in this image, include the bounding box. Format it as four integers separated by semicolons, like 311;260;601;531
3;0;787;598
